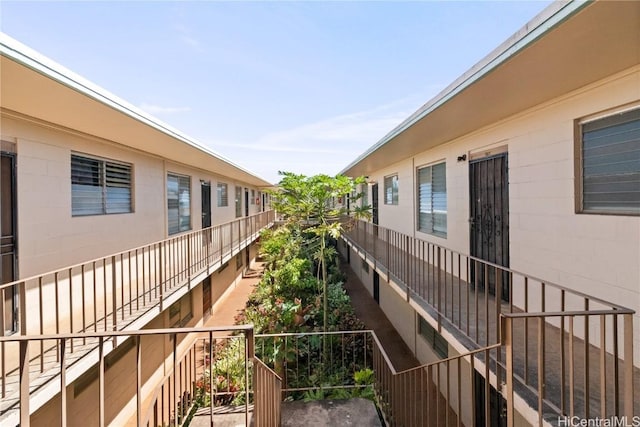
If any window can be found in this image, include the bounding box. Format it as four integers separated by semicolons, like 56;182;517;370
217;183;228;207
578;107;640;215
418;316;448;358
251;189;255;205
361;259;369;273
236;253;243;270
71;154;132;216
169;294;192;327
167;174;191;234
384;175;398;205
417;162;447;237
235;186;242;218
361;184;368;208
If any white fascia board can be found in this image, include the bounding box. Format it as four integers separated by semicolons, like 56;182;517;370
0;33;272;186
340;0;590;175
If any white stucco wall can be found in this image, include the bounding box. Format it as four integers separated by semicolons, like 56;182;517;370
1;115;265;278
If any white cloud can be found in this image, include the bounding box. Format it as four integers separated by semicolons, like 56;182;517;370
139;103;191;115
209;99;417;156
205;88;446;183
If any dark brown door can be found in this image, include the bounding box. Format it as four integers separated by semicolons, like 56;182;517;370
371;183;379;225
373;271;380;304
1;153;17;332
469;153;510;301
202;276;212;319
201;181;211;229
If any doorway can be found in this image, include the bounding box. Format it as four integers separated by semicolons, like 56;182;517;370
371;183;379;225
201;181;211;229
244;189;249;217
469;152;510;301
474;371;506;427
1;152;17;333
202;275;212;320
373;271;380;304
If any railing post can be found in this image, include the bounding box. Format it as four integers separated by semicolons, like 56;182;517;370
172;333;178;427
230;222;234;256
386;228;390;269
111;256;117;331
136;336;142;427
19;281;27;335
502;316;514;427
623;313;634;418
99;336;105;427
245;328;253;426
437;247;442;331
158;244;164;309
60;338;67;427
19;339;30;427
209;331;214;427
187;233;192;289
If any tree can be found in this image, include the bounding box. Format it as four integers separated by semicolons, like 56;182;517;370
269;172;371;333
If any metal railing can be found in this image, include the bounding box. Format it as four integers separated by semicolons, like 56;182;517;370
0;211;274;421
0;326;255;427
254;330;511;427
3;325;603;427
255;330;372;398
253;358;282;427
343;219;637;422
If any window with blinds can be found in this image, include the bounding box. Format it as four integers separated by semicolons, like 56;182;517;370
580;107;640;215
417;162;447;236
418;316;448;359
167;174;191;234
384;175;398;205
217;183;228;207
361;183;368;208
235;186;242;218
71;154;132;216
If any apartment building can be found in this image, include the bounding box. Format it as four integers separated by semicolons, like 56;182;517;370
0;35;274;425
339;1;639;425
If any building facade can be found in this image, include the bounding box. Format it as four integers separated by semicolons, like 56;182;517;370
1;34;274;425
340;1;639;425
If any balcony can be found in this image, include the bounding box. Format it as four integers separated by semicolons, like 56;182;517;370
0;211;275;426
342;219;638;424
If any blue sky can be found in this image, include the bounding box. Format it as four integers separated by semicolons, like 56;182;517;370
2;1;552;183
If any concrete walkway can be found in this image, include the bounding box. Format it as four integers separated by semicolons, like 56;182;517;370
341;259;420;373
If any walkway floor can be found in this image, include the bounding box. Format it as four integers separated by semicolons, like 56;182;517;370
341;259;420;372
344;227;640;420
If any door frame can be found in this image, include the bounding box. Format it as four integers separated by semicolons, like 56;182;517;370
469;149;510;301
1;151;18;333
201;181;212;229
244;188;249;217
371;183;379;225
373;271;380;304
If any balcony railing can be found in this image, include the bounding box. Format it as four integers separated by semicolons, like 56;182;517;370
0;210;274;424
0;326;255;427
343;219;637;423
6;324;624;427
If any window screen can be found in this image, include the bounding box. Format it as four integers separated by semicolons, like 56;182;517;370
384;175;398;205
217;183;228;207
71;154;132;216
581;108;640;214
167;174;191;234
235;186;242;218
418;316;448;358
417;162;447;236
